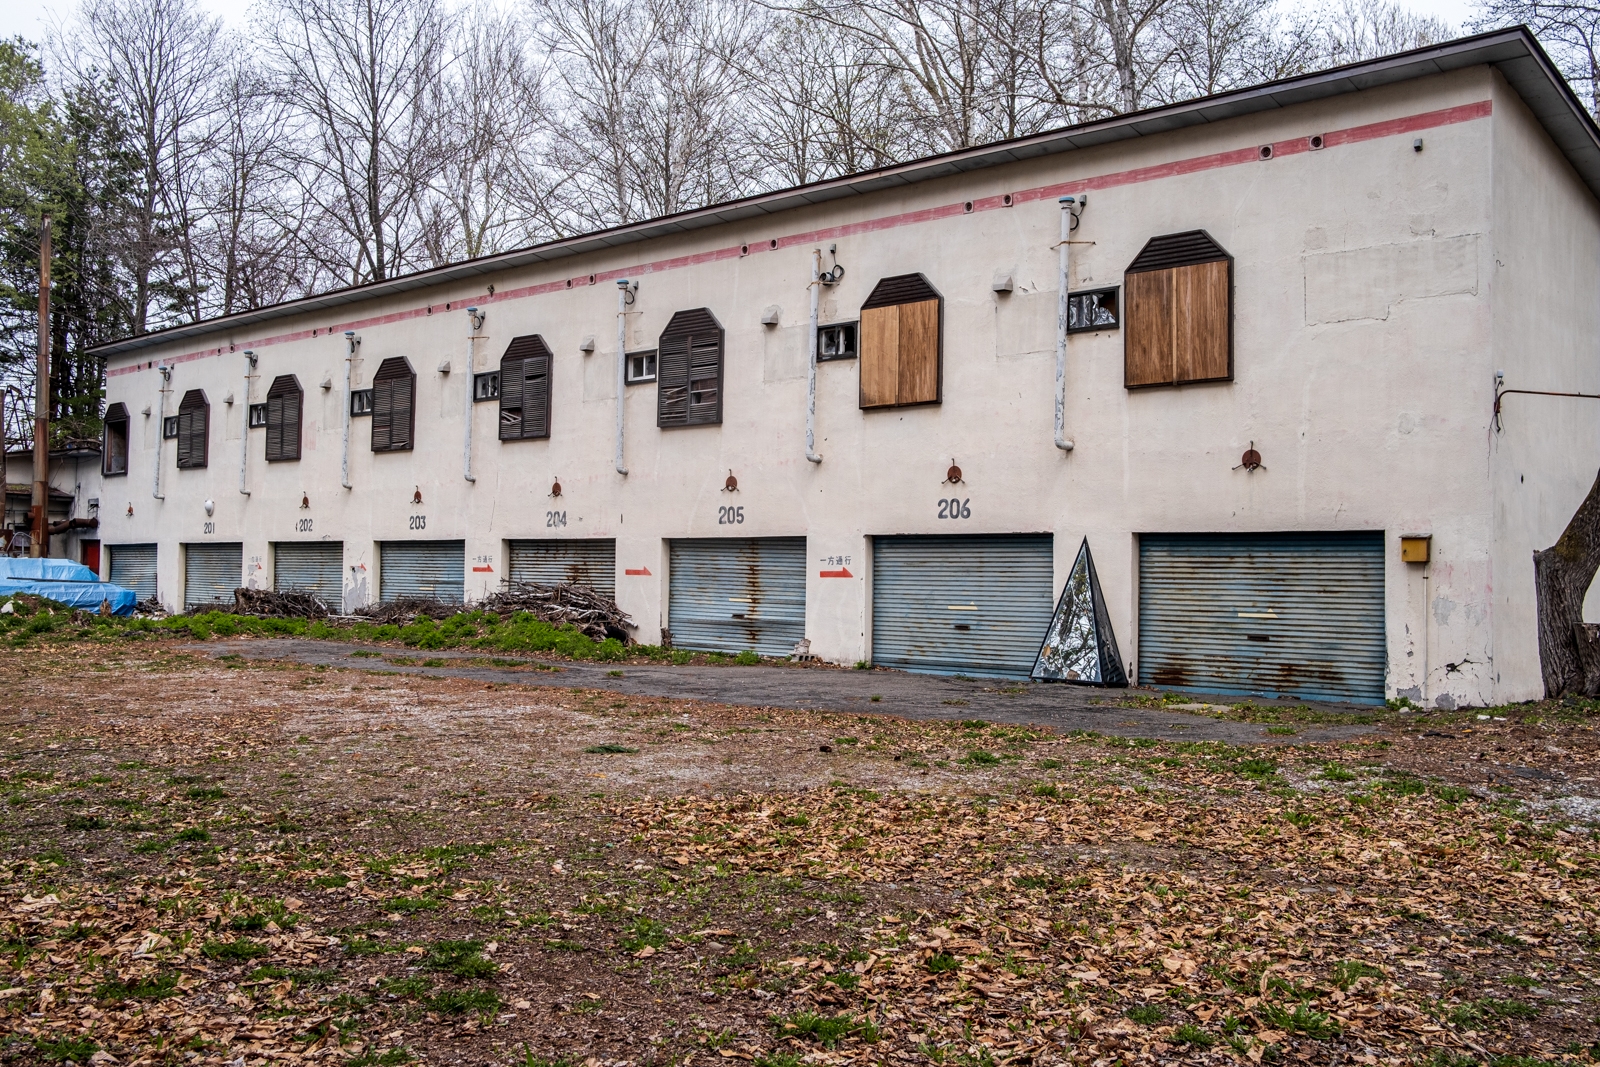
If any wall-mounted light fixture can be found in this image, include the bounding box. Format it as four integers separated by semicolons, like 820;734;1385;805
1234;442;1265;472
944;461;963;484
412;487;423;505
723;471;739;492
550;479;562;498
204;499;215;516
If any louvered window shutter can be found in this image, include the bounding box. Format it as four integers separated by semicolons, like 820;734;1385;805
370;358;415;452
657;309;722;428
265;375;302;462
176;390;208;468
497;335;552;441
1123;230;1232;388
859;275;941;408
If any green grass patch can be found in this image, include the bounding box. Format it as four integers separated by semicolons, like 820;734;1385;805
584;743;637;754
203;938;269;961
772;1011;878;1048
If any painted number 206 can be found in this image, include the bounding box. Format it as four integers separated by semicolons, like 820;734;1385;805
718;505;745;525
937;498;971;519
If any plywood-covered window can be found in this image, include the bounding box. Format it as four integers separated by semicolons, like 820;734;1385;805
657;308;723;428
1124;230;1232;388
175;389;209;469
264;375;303;462
859;274;941;408
370;357;416;452
499;334;552;440
103;403;129;476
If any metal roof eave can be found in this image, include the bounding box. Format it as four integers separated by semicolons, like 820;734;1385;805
90;27;1597;362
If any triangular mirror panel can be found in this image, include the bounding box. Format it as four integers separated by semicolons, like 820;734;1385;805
1031;538;1128;686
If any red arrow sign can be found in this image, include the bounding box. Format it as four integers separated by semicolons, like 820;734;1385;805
625;566;652;576
819;567;853;578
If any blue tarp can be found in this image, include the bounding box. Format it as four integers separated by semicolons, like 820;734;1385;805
0;557;139;614
0;578;138;614
0;557;100;582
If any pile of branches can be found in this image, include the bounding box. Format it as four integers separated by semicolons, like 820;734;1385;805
232;587;330;619
354;597;461;625
479;581;634;642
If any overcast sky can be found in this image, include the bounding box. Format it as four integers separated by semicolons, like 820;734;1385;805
1;0;1484;73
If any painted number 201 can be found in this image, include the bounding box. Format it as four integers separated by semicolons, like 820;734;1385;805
718;505;744;525
937;498;971;519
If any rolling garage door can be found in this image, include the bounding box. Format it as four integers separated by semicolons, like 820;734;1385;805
669;538;805;656
1138;532;1385;704
379;540;464;603
275;542;345;612
872;534;1054;678
108;544;158;603
509;539;616;597
184;542;242;611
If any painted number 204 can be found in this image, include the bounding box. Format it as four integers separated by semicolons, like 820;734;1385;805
546;511;567;528
937;498;971;519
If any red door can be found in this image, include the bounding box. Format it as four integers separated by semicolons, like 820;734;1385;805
81;540;101;576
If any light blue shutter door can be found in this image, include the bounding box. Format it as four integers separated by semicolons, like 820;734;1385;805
109;544;158;602
872;534;1054;679
379;541;465;603
1137;532;1385;704
508;539;616;597
274;542;345;612
669;538;806;655
184;543;243;610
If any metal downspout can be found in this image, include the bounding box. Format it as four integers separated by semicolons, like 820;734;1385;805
463;307;480;483
806;251;823;464
615;280;629;475
153;365;169;500
341;331;356;489
1054;196;1078;452
239;351;255;496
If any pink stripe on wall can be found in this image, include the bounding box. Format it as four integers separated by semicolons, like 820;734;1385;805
109;99;1492;379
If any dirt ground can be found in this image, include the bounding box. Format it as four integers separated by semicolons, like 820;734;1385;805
3;639;1600;1067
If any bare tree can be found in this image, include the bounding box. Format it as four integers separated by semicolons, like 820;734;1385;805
56;0;225;332
260;0;452;284
1536;469;1600;696
1474;0;1600;114
1319;0;1451;64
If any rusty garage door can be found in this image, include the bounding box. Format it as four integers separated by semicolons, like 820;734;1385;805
1137;532;1385;704
668;538;806;656
509;539;616;597
379;541;465;603
184;542;243;611
872;534;1054;678
274;541;345;613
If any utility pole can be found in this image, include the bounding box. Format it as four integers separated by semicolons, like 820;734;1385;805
30;216;50;558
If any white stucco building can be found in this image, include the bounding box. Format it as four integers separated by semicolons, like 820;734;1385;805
78;29;1600;707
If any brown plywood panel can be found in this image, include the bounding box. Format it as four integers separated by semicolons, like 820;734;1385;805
1173;260;1231;383
859;305;900;408
1124;269;1174;387
896;299;940;404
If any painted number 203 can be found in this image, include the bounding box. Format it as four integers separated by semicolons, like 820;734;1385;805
408;515;426;530
937;498;971;519
718;505;745;525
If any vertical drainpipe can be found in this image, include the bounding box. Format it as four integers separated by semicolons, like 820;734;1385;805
615;280;629;476
341;331;356;489
806;251;823;464
463;307;480;483
153;365;170;500
239;351;256;497
1054;196;1078;452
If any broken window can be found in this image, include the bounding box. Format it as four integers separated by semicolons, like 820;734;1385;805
1068;288;1119;332
859;274;940;408
1031;538;1128;686
818;322;857;361
473;371;499;401
626;350;657;384
658;309;723;428
102;403;129;476
1124;230;1232;388
499;334;552;441
175;389;209;469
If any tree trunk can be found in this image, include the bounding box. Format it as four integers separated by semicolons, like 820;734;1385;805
1535;468;1600;697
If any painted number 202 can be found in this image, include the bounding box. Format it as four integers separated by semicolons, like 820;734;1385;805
718;505;745;525
937;498;971;519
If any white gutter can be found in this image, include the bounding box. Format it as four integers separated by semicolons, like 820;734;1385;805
153;365;169;499
806;251;824;464
1054;196;1079;453
615;280;629;475
239;351;256;496
341;331;356;489
463;307;480;483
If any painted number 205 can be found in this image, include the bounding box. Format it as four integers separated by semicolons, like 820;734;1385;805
937;498;971;519
718;505;745;525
